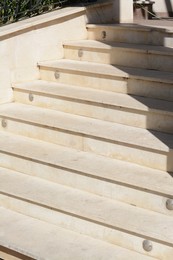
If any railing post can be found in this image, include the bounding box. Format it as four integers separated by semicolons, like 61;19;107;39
113;0;133;23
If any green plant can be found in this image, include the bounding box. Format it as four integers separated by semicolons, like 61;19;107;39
0;0;65;24
0;0;97;25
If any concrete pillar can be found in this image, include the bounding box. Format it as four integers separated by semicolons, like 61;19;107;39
113;0;133;23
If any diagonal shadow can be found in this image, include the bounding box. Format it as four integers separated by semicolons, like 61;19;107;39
92;21;173;173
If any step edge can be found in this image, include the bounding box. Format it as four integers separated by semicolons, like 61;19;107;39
12;83;173;116
0;132;172;199
86;24;173;33
0;207;159;260
1;190;173;247
63;41;173;56
0;105;171;153
37;61;173;84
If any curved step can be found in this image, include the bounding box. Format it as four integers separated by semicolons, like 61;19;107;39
0;132;172;217
63;40;173;72
87;24;173;47
38;59;173;102
13;80;173;133
0;171;171;259
0;103;173;171
0;207;157;260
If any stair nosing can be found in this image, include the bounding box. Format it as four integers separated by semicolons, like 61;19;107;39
0;102;172;153
63;40;173;56
0;131;172;198
13;80;173;116
0;207;158;260
86;23;173;33
37;60;173;84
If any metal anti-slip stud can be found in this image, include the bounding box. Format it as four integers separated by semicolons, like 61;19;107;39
54;70;60;79
78;49;83;58
102;31;107;40
166;199;173;210
29;93;34;102
143;240;153;252
1;119;7;128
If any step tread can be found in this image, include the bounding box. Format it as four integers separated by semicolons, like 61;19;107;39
14;80;173;115
0;102;173;152
0;207;155;260
1;169;173;246
87;23;173;33
63;39;173;55
38;59;173;84
0;131;172;199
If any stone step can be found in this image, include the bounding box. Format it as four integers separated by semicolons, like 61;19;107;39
63;40;173;72
87;24;173;47
0;207;156;260
0;132;172;217
0;171;172;259
0;250;23;260
13;80;173;133
0;103;173;171
38;59;173;102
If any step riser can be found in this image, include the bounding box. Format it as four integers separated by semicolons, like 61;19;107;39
38;67;173;102
13;90;173;134
1;195;172;260
128;79;173;102
0;118;172;172
39;67;129;93
87;28;173;47
0;153;171;216
64;46;173;73
83;138;171;171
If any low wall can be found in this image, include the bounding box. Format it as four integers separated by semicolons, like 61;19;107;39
0;1;114;104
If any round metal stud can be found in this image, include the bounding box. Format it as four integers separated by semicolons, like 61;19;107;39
78;49;83;58
143;240;153;252
54;70;60;79
29;93;34;102
166;199;173;210
1;119;7;128
102;31;107;40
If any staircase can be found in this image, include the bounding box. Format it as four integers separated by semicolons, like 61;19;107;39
0;23;173;260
